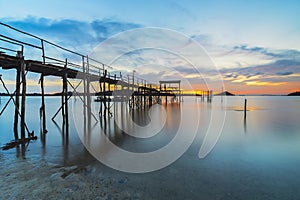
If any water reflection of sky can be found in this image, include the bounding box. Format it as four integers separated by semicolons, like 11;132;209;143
1;96;300;199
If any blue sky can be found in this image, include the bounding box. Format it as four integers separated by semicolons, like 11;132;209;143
0;0;299;94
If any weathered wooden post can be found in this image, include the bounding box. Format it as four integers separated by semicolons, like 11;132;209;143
179;81;181;102
127;75;130;103
144;80;146;108
86;56;91;133
40;39;47;133
61;77;65;122
207;90;209;102
132;72;135;109
120;72;124;102
244;98;247;119
103;69;107;116
63;69;68;129
60;59;69;137
20;52;26;139
149;84;153;106
82;56;87;133
107;71;111;115
40;74;47;133
98;69;102;116
13;55;21;140
164;84;167;104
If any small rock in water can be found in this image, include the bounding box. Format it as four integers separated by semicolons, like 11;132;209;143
49;172;62;180
118;177;128;184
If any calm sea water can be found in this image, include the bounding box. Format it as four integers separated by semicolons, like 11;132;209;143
1;96;300;199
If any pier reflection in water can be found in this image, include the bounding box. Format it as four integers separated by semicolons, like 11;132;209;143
74;100;182;154
1;96;300;199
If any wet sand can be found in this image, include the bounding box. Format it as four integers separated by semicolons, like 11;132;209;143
0;154;145;200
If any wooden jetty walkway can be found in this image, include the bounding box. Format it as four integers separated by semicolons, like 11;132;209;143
0;22;186;147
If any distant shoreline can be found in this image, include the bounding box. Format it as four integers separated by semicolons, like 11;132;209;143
0;93;297;97
287;91;300;96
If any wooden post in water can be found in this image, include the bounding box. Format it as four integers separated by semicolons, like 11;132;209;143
86;56;91;128
98;69;102;116
40;74;47;133
20;55;26;139
13;67;21;140
82;57;87;133
127;75;130;103
61;59;69;134
40;39;47;133
63;72;68;129
244;98;247;119
107;72;111;114
144;81;146;108
132;73;135;109
164;84;167;104
61;79;65;122
206;90;209;102
120;72;124;102
149;84;152;106
103;69;107;116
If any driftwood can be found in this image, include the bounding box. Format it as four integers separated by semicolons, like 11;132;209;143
61;166;87;179
1;136;37;150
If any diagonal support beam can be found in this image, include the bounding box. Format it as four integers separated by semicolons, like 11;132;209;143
0;71;28;116
0;74;32;136
51;79;82;121
67;80;98;122
51;80;98;122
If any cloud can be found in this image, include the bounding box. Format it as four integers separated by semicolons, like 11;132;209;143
1;17;142;53
173;66;199;74
189;34;300;69
245;81;287;86
221;59;300;85
233;45;300;61
233;45;279;57
276;71;293;76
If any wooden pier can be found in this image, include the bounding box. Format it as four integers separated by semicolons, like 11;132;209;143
0;22;183;147
195;90;213;102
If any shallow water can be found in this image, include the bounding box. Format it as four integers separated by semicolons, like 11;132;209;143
1;96;300;199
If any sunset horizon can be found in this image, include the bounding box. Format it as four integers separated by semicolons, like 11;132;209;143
1;1;300;199
1;0;299;95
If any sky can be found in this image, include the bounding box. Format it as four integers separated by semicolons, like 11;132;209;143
0;0;299;94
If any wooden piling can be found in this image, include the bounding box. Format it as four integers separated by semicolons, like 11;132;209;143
131;75;134;109
149;84;153;106
63;73;68;128
41;40;47;133
20;58;26;139
107;73;110;114
244;98;247;119
61;79;65;121
103;70;107;115
82;56;87;133
86;57;91;131
207;90;209;102
99;70;103;116
13;68;20;140
40;74;47;133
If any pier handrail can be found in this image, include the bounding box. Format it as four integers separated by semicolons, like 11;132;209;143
0;22;113;76
0;21;156;86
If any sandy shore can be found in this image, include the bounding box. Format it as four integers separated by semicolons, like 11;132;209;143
0;154;146;200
